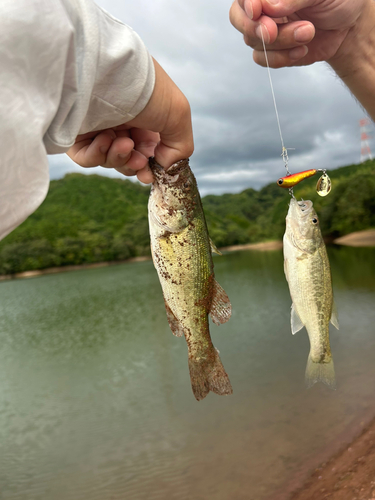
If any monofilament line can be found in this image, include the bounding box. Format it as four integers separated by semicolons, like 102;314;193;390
259;25;292;180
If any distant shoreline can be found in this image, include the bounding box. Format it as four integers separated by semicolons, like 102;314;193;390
0;256;152;282
333;228;375;247
0;229;374;282
220;240;283;252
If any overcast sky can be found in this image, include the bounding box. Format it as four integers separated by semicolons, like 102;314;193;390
48;0;373;196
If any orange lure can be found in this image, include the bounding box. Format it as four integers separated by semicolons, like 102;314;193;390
277;169;317;188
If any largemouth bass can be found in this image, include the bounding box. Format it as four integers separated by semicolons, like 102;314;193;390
148;157;232;401
283;198;339;388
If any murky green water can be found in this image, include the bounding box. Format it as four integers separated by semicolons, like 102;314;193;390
0;246;375;500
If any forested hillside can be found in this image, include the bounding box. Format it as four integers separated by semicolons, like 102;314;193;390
0;160;374;275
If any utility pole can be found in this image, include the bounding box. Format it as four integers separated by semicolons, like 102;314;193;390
359;118;373;162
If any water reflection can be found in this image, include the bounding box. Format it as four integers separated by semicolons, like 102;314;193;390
0;247;374;499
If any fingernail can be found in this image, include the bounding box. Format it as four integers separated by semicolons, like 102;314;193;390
267;0;279;5
100;145;110;154
107;129;116;140
118;153;131;164
244;0;253;19
255;24;269;43
294;25;313;43
289;45;308;60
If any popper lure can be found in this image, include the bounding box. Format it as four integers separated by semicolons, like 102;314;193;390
277;169;317;189
276;169;332;196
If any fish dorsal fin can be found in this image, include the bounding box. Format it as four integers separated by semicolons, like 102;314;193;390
164;299;184;337
330;300;339;330
209;280;231;325
291;304;304;335
210;238;222;256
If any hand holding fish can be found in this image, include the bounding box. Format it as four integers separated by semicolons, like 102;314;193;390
67;59;194;185
230;0;375;119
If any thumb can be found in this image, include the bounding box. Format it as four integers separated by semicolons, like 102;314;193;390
125;58;194;168
154;93;194;167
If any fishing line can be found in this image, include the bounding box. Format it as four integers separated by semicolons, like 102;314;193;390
259;25;295;198
260;25;332;197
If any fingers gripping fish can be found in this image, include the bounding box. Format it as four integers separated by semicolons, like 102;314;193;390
148;157;232;401
283;199;339;389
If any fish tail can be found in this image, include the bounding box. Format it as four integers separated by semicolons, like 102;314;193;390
188;348;233;401
305;354;336;390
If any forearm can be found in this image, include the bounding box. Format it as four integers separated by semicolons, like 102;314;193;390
329;1;375;121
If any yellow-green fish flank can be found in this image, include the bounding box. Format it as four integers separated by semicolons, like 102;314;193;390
148;157;232;401
283;198;339;388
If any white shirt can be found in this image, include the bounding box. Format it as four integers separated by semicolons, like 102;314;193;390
0;0;155;241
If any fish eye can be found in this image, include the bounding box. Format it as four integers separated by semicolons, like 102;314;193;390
312;217;318;224
277;179;283;185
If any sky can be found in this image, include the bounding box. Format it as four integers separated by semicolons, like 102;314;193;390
48;0;373;196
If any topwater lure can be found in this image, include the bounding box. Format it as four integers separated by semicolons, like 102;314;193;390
277;169;317;189
277;169;332;197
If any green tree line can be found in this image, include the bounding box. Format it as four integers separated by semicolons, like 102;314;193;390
0;161;374;275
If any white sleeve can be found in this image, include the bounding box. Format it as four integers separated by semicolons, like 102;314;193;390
0;0;155;242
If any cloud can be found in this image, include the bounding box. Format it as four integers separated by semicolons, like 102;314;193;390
48;0;373;195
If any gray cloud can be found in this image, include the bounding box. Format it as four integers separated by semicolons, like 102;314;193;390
48;0;373;195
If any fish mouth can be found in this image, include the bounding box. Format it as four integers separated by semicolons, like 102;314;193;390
166;158;190;176
289;198;313;219
149;157;164;181
149;157;190;182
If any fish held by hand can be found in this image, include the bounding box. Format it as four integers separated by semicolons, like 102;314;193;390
148;157;232;401
283;198;339;389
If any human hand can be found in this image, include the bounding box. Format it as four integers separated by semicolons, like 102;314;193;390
229;0;370;68
67;59;194;184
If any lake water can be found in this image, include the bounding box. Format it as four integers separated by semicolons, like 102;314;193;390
0;246;375;500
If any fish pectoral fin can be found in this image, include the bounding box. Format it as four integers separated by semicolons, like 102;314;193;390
164;299;184;337
209;237;222;256
291;304;304;335
209;280;231;326
330;300;339;330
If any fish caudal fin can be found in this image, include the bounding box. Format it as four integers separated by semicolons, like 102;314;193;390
305;355;336;390
188;348;233;401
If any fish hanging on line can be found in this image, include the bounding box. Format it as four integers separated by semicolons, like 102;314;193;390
148;157;232;401
283;198;339;389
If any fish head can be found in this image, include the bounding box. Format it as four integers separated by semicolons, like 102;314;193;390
148;157;196;232
286;198;322;252
149;157;196;209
